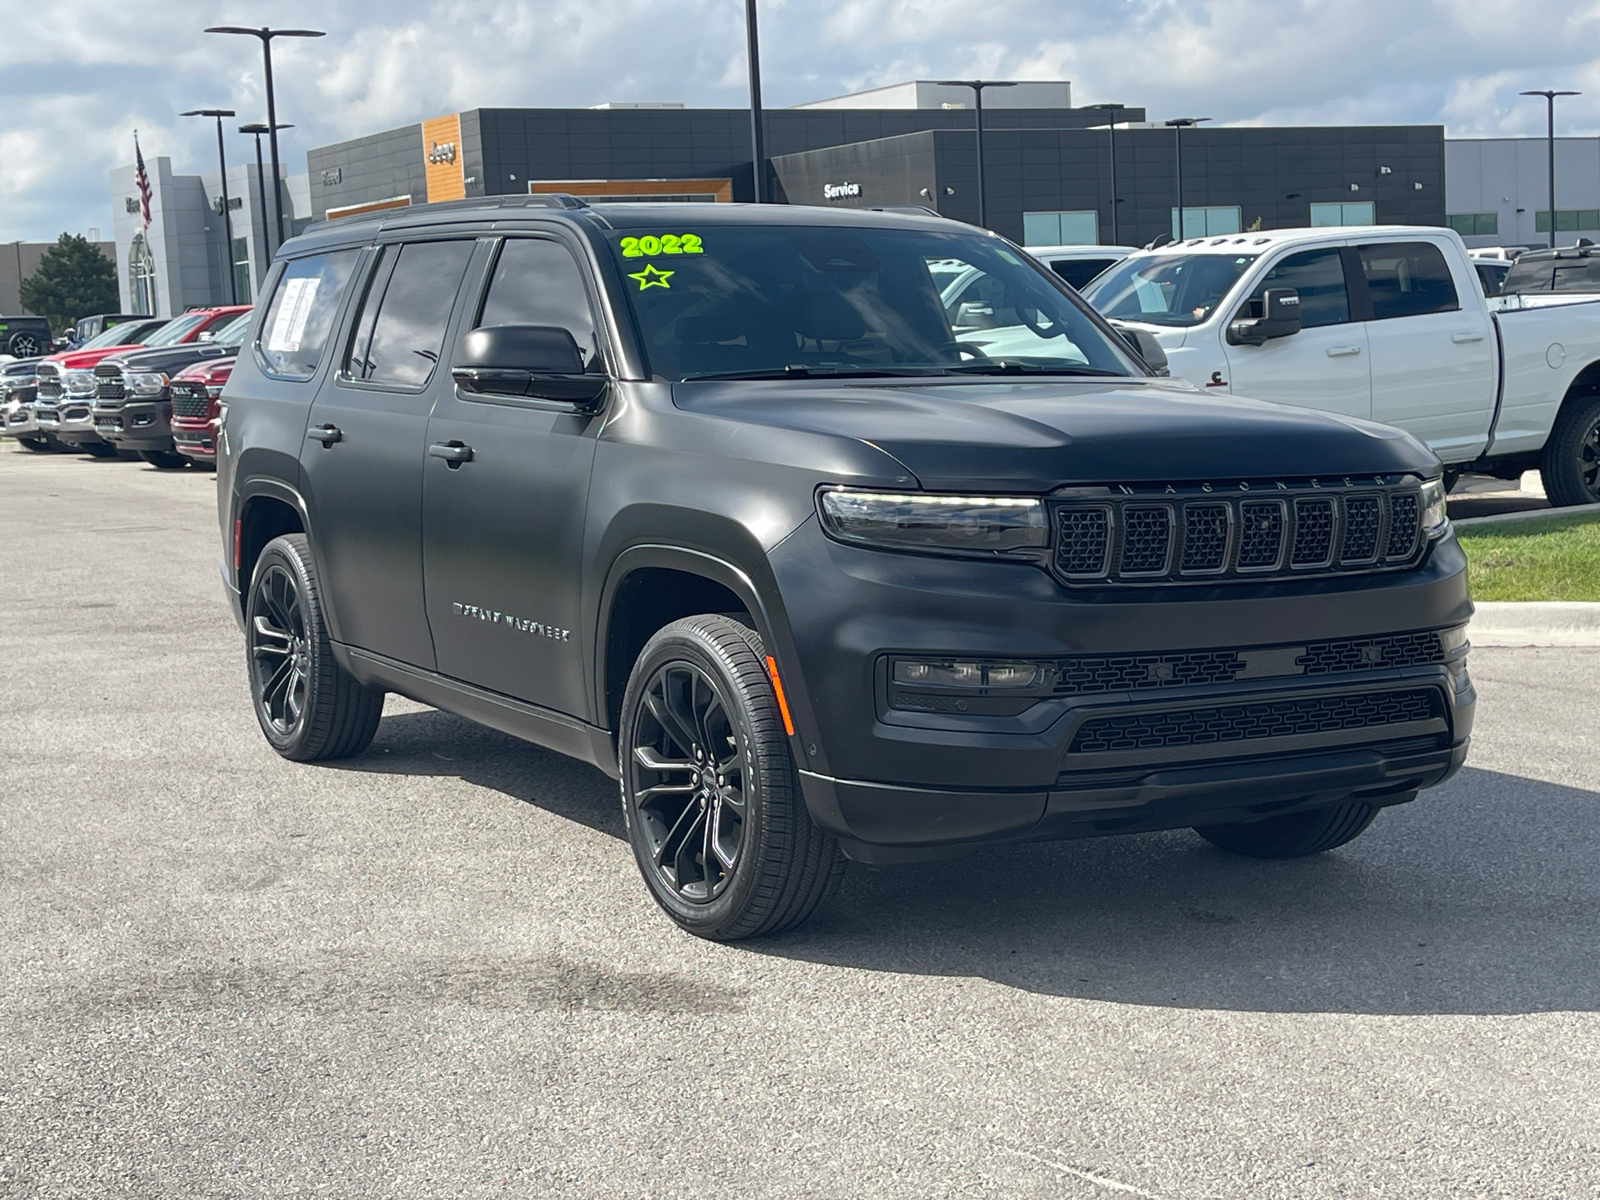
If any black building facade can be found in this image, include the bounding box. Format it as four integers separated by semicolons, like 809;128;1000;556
306;100;1444;248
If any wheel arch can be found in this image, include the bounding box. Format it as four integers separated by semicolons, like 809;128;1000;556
235;478;310;600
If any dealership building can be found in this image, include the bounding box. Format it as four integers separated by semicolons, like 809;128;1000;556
104;79;1600;313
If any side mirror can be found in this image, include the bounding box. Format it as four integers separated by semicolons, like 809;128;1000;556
451;324;608;407
1112;324;1170;377
197;330;214;342
954;301;998;329
1228;287;1302;346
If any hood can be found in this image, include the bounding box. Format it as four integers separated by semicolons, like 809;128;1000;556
102;343;238;374
673;378;1438;492
173;357;236;385
43;345;145;369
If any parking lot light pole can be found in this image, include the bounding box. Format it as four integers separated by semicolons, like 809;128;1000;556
935;81;1018;230
240;122;292;275
205;26;324;247
1521;89;1580;249
181;109;239;304
1088;103;1127;244
1165;117;1211;241
744;0;767;203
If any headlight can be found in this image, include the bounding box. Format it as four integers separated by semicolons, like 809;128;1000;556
818;489;1047;556
893;659;1051;689
1420;477;1448;538
126;371;169;397
62;369;96;397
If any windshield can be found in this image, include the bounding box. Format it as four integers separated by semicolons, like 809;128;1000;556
1082;253;1258;327
142;312;209;348
212;312;253;347
605;225;1140;381
81;323;151;350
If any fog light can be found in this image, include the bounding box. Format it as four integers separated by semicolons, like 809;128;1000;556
892;659;1049;689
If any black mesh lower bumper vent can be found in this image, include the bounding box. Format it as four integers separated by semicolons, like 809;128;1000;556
1069;688;1441;754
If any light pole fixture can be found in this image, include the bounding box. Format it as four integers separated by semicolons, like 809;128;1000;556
205;26;324;247
1087;103;1127;244
934;80;1018;230
241;122;292;275
1165;117;1211;241
181;108;239;305
744;0;767;203
1520;89;1580;248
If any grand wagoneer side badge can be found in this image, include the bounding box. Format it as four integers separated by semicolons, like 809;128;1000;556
452;602;570;642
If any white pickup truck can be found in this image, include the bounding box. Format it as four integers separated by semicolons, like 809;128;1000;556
1077;226;1600;505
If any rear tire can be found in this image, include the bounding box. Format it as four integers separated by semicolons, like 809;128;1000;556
619;615;845;940
1539;394;1600;506
245;534;384;762
1195;802;1380;858
80;441;118;458
138;449;188;469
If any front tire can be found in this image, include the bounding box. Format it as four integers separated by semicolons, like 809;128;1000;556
16;437;52;452
1195;801;1380;859
619;615;844;941
80;441;118;458
138;449;188;469
1540;394;1600;506
246;533;384;762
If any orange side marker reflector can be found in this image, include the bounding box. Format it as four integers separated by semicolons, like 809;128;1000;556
765;656;796;736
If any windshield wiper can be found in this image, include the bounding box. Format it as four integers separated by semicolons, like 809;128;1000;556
680;364;953;381
943;361;1126;377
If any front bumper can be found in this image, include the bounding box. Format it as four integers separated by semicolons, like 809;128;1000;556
95;398;175;451
767;517;1475;855
54;401;108;447
171;414;217;461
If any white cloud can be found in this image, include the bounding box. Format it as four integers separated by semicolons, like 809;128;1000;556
5;0;1600;240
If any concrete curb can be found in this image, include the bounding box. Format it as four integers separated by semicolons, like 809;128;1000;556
1470;601;1600;647
1453;502;1600;529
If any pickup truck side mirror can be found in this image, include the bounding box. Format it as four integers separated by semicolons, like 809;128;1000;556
1227;287;1302;346
452;324;608;407
1111;324;1170;377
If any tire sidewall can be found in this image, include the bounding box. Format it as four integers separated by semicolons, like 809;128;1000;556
245;537;328;759
618;623;780;935
1549;396;1600;505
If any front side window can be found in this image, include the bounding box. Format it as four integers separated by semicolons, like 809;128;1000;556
1357;241;1459;320
1239;248;1350;328
1050;258;1118;289
475;238;601;367
348;241;474;388
259;250;361;379
1082;253;1258;327
605;225;1139;381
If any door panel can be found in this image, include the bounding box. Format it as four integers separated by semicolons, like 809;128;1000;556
423;236;606;716
1222;246;1372;419
299;239;477;668
1357;240;1496;461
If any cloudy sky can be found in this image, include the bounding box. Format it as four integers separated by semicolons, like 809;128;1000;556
4;0;1600;243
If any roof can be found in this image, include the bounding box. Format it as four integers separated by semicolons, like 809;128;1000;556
1025;244;1137;259
1124;225;1460;257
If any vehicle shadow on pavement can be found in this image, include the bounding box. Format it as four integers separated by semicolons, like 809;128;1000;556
751;766;1600;1016
329;712;1596;1016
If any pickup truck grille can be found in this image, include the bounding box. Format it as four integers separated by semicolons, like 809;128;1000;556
1068;687;1441;754
93;364;126;401
170;382;211;419
1050;479;1428;586
35;364;62;399
1051;629;1448;696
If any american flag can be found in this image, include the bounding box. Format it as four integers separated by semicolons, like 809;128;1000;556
134;133;152;230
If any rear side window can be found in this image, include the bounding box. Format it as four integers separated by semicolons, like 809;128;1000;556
259;250;360;379
1050;258;1117;289
349;241;475;388
476;238;601;368
1241;248;1350;328
1552;260;1600;293
1357;242;1459;320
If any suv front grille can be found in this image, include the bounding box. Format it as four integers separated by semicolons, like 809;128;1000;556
93;364;126;403
1051;629;1449;696
170;382;211;419
1050;478;1428;586
1068;688;1441;754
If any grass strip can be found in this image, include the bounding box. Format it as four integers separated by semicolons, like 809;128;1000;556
1456;512;1600;601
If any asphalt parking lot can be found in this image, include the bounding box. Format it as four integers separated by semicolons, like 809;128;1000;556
2;444;1598;1200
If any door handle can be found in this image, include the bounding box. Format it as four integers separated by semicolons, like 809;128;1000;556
428;441;474;465
1326;346;1362;357
1451;332;1486;344
307;423;341;446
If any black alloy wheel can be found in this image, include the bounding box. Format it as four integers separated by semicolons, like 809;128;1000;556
6;332;40;357
1541;395;1600;506
630;659;750;904
620;615;844;940
245;534;384;761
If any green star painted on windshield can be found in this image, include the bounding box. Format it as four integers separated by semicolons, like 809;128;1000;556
629;263;674;291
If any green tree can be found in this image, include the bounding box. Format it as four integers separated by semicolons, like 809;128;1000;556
19;233;119;330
